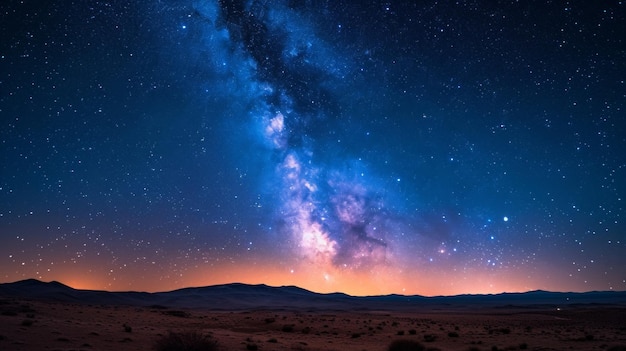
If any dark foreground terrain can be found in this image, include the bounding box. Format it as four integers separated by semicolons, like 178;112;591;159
1;280;625;351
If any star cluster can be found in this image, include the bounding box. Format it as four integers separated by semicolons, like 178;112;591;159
0;0;624;295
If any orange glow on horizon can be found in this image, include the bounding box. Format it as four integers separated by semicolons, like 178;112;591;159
12;259;594;297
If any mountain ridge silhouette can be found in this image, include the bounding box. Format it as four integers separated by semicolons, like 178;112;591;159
1;279;624;311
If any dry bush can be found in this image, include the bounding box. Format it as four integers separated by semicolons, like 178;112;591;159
162;310;190;318
423;334;437;342
388;339;425;351
153;331;218;351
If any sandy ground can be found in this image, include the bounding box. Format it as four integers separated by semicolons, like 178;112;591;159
1;297;625;351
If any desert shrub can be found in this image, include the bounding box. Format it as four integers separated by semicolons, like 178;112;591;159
1;310;17;316
388;339;426;351
519;343;528;349
607;346;626;351
267;338;278;343
575;334;595;341
153;331;218;351
448;331;459;337
246;343;258;350
489;327;511;335
21;319;34;326
123;323;132;333
281;324;294;332
351;332;361;338
163;310;190;318
397;330;405;335
423;334;437;342
408;329;417;335
291;343;308;351
19;304;35;313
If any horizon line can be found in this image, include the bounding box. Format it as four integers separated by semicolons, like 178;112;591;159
2;277;624;298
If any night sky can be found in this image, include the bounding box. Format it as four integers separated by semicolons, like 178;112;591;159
1;0;624;296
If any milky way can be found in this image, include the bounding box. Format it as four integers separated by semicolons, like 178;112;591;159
187;0;408;275
0;0;624;295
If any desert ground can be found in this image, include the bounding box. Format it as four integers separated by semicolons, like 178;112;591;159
1;297;625;351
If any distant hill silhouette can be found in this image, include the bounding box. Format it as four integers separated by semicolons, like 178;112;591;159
1;279;625;311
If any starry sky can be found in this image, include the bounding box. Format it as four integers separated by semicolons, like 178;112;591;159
1;0;624;296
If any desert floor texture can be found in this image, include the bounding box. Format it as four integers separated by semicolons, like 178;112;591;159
1;297;625;351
